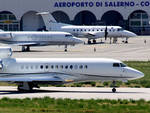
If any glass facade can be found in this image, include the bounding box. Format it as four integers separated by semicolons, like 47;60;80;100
0;13;20;31
128;11;149;35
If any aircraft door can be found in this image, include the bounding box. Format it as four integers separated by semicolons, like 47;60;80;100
0;60;3;70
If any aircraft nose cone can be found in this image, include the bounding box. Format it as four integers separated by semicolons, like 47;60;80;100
75;38;84;44
124;30;137;37
126;67;144;80
135;71;144;79
130;32;137;37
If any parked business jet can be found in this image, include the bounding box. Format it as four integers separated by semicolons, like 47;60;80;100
0;47;144;92
38;12;137;44
0;31;83;52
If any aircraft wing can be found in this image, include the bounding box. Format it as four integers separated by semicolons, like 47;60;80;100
0;72;77;83
84;32;105;38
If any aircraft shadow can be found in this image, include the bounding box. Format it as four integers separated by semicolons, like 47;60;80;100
0;89;143;95
13;50;48;53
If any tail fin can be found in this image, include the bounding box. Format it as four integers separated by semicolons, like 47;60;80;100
37;12;57;30
37;12;71;31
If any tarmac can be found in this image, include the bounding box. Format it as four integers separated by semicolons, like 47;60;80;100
5;36;150;61
0;87;149;100
0;36;149;100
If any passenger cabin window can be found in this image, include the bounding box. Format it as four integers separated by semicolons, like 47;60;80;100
120;63;126;67
45;65;49;69
51;65;54;69
113;63;120;67
85;65;88;69
60;65;63;69
79;65;83;69
55;65;58;69
74;65;78;69
65;65;68;69
70;65;73;69
40;65;43;69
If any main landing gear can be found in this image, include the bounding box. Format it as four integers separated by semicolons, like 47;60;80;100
125;37;128;43
88;39;97;44
17;82;39;92
64;45;68;52
22;46;30;52
112;81;116;93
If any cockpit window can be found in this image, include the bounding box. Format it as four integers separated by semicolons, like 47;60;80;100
113;63;120;67
117;28;124;31
120;63;126;67
65;34;72;37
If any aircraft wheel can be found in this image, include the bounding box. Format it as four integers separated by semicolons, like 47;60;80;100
93;39;96;44
18;86;26;92
64;49;67;52
22;46;26;52
125;41;128;43
26;46;30;52
112;88;116;93
88;40;91;44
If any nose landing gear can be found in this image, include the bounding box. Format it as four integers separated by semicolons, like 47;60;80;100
112;87;116;93
112;81;116;93
64;45;68;52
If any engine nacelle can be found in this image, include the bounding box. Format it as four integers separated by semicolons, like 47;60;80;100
0;47;12;58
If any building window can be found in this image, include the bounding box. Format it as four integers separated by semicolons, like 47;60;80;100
0;12;20;31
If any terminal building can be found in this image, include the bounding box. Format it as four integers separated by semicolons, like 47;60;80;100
0;0;150;35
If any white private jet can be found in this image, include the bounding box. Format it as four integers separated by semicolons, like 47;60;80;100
0;31;83;52
38;12;137;44
0;47;144;92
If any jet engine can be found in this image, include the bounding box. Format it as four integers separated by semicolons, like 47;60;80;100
0;47;12;58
